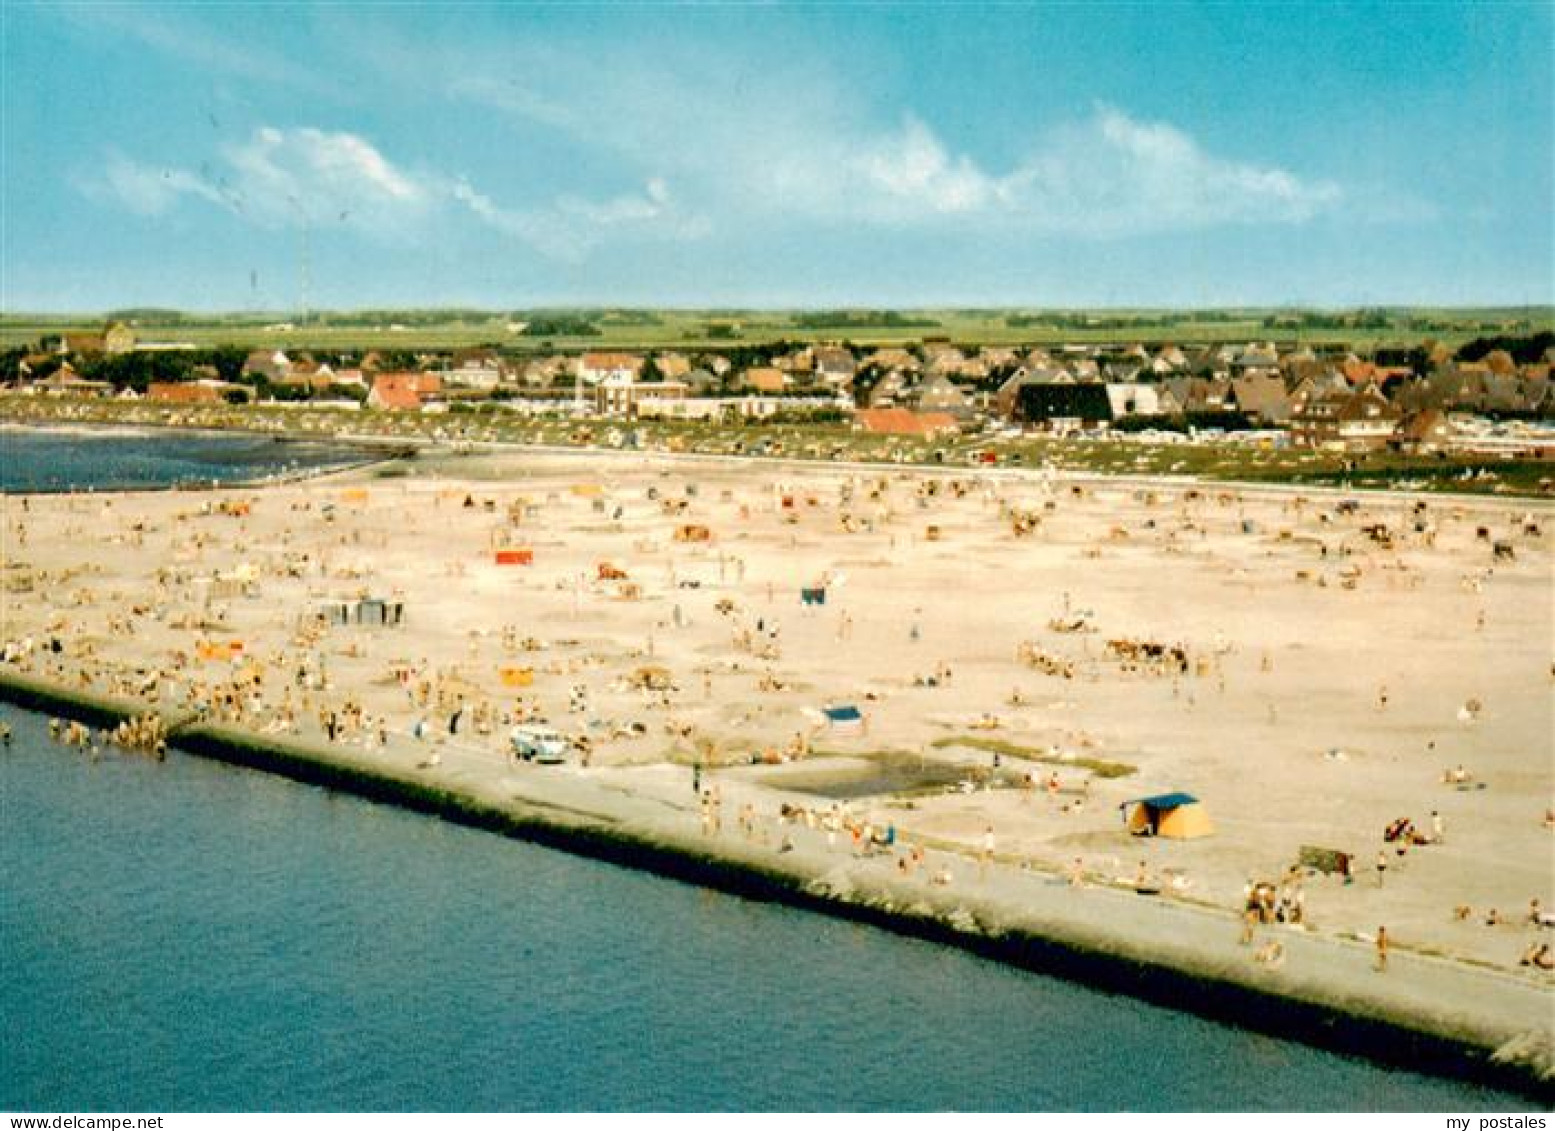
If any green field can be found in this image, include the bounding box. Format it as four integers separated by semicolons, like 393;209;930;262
4;307;1550;354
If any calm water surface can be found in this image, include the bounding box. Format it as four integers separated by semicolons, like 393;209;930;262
0;427;363;493
0;711;1525;1112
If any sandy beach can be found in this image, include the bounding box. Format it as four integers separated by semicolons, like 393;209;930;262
3;447;1551;1074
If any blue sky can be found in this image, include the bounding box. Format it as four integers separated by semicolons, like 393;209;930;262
2;2;1550;311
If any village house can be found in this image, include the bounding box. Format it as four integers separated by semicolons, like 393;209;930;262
1392;408;1455;454
911;373;971;416
652;353;692;380
1014;383;1114;433
813;346;856;387
678;368;720;395
740;367;790;394
516;357;569;388
270;358;338;397
992;366;1063;418
595;374;688;417
1069;358;1102;383
773;347;813;374
31;364;112;398
1291;388;1399;450
367;372;440;412
638;394;848;423
1228;374;1292;424
923;345;966;375
863;347;919;374
576;352;643;384
864;371;911;409
242;350;292;383
1104;383;1162;419
443;349;508;390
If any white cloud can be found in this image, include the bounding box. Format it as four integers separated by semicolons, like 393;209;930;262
95;151;226;215
451;176;699;262
858;118;997;215
449;47;1347;238
985;105;1344;235
86;126;697;261
54;4;336;95
218;126;430;230
740;105;1344;234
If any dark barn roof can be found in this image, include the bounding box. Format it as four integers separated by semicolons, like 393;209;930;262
1015;382;1114;424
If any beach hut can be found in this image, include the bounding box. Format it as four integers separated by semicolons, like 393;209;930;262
355;597;391;626
674;524;712;543
500;666;535;688
1120;793;1213;839
196;640;245;662
822;705;866;736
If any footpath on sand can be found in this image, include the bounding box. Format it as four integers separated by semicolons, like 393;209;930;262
2;667;1550;1099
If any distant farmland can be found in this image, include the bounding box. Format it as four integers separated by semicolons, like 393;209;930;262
2;307;1549;353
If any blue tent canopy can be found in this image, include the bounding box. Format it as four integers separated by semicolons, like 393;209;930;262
823;706;862;723
1119;792;1199;810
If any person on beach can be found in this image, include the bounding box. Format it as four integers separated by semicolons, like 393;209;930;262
1375;926;1389;972
1376;850;1388;887
1254;940;1284;968
1520;942;1554;970
979;826;995;878
1240;906;1259;946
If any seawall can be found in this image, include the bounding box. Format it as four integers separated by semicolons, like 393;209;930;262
2;668;1549;1102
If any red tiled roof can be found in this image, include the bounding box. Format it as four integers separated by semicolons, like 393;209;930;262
369;375;423;411
855;408;958;435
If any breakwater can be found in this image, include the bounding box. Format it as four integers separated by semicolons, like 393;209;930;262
1;669;1548;1102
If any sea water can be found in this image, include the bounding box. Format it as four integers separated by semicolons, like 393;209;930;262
0;712;1526;1112
0;426;364;493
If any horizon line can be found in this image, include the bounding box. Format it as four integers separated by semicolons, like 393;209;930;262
4;304;1554;320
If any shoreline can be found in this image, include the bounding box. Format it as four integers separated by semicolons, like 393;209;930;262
4;400;1551;502
0;419;412;494
11;414;1545;514
3;668;1549;1100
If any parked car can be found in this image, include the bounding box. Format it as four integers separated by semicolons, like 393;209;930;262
510;724;568;764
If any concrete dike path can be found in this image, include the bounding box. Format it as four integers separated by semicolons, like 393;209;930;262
2;668;1549;1101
